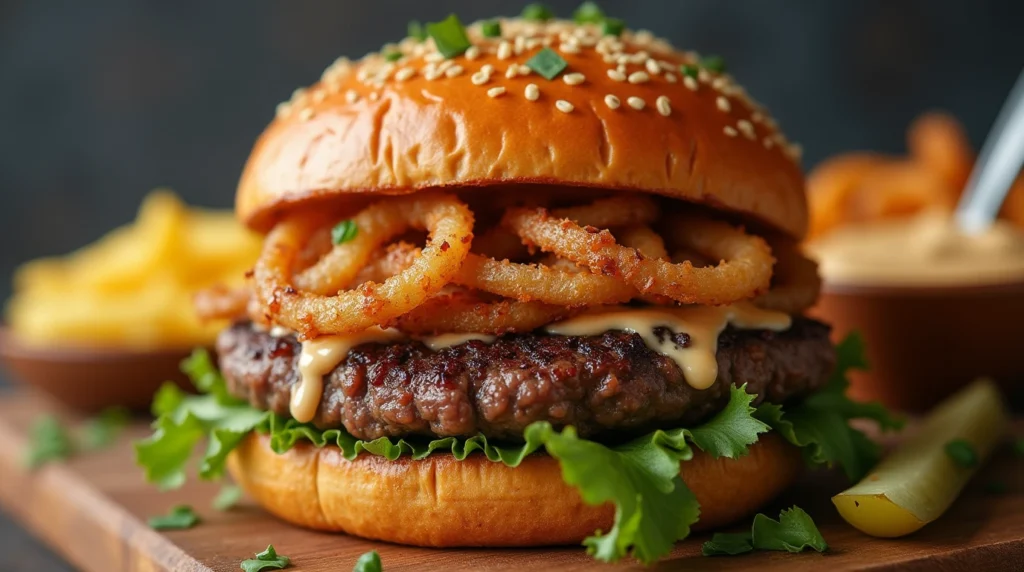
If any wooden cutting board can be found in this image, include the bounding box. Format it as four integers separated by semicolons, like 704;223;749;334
0;389;1022;572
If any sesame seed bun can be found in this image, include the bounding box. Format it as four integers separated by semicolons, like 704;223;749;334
237;18;808;239
226;431;801;547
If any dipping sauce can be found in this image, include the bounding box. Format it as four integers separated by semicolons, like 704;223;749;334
807;210;1024;287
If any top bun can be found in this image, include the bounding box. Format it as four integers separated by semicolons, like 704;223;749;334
237;17;807;238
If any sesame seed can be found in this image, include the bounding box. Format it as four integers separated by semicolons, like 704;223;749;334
395;67;416;81
369;92;380;101
607;69;626;82
525;83;540;101
497;41;512;60
555;100;574;113
617;54;631;65
423;69;441;81
698;69;711;83
291;87;307;101
298;107;315;121
424;52;444;63
574;27;588;38
471;71;490;85
716;96;731;112
437;60;453;73
445;65;464;78
356;69;370;82
481;64;495;76
628;71;650;84
514;35;526;55
487;86;506;98
465;46;481;60
656;96;671;116
563;72;585;86
505;64;519;79
627;96;646;110
311;90;327;103
658;60;675;72
275;102;291;118
602;53;617;63
518;65;532;76
345;90;359;104
645;59;660;75
604;94;621;109
752;111;764;123
723;126;738;137
665;72;677;83
738;119;756;139
763;137;775;149
712;77;728;90
559;42;581;54
683;76;698;91
788;143;803;160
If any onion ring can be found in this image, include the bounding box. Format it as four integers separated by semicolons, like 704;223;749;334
193;284;252;322
254;193;473;337
452;253;634;306
754;239;821;315
352;242;421;285
616;225;668;260
552;195;659;228
504;206;772;305
471;227;529;261
390;288;572;335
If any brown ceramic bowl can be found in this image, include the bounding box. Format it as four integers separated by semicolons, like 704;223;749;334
0;327;198;412
810;280;1024;413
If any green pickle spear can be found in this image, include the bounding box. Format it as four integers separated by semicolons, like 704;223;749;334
832;378;1008;538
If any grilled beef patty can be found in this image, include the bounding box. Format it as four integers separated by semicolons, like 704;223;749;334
218;319;834;441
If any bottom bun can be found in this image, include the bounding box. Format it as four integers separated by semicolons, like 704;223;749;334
227;431;801;547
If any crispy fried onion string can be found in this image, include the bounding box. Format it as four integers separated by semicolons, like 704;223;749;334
254;193;473;336
753;238;821;315
389;288;573;335
504;205;774;305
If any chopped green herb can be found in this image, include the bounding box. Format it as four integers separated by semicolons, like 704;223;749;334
573;2;604;23
24;415;74;469
331;220;358;245
600;17;625;37
525;47;568;80
1014;437;1024;457
353;550;382;572
681;64;699;79
701;55;727;73
383;51;402;62
521;3;555;21
148;505;200;530
751;506;828;553
426;14;471;59
212;484;244;511
702;532;754;556
240;545;291;572
407;20;426;42
945;439;978;468
481;19;502;38
983;480;1008;495
81;407;131;450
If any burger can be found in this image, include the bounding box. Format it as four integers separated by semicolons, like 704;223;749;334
137;7;898;564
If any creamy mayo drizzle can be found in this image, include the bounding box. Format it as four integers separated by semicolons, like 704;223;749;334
545;303;791;390
421;333;497;351
807;210;1024;286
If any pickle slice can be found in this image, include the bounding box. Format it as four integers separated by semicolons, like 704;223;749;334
832;378;1008;538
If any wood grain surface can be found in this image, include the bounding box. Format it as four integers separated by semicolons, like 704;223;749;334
0;389;1021;572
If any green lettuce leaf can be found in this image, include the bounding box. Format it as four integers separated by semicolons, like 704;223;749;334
701;532;754;556
751;506;827;553
756;333;903;481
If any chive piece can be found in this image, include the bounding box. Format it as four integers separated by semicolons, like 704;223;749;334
481;19;502;38
600;17;625;37
521;3;555;21
944;439;978;468
426;14;471;59
384;51;402;62
681;64;699;79
331;220;358;245
701;55;727;73
407;20;426;42
573;2;604;23
525;47;568;80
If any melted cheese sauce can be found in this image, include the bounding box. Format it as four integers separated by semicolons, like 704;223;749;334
545;303;791;390
807;210;1024;286
421;333;497;351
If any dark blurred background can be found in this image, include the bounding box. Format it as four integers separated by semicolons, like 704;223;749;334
0;0;1022;301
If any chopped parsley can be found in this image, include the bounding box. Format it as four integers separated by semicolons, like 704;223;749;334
703;506;827;556
383;51;402;62
521;3;555;21
481;19;502;38
945;439;978;468
525;47;568;80
425;14;471;59
573;2;605;23
24;415;74;469
148;505;200;530
240;545;291;572
600;17;624;37
701;532;754;556
406;20;426;42
681;64;699;79
701;55;727;73
81;407;131;450
331;220;358;245
212;484;244;511
353;550;382;572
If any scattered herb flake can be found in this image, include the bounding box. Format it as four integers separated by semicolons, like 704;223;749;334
751;506;828;553
426;14;471;59
701;55;727;73
148;505;200;530
353;550;382;572
240;545;291;572
331;220;359;245
573;2;604;23
24;415;74;469
702;532;754;556
407;20;426;42
81;407;131;450
945;439;978;468
213;484;244;511
525;47;568;80
681;64;699;79
384;51;402;62
601;17;624;37
521;3;555;21
481;19;502;38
